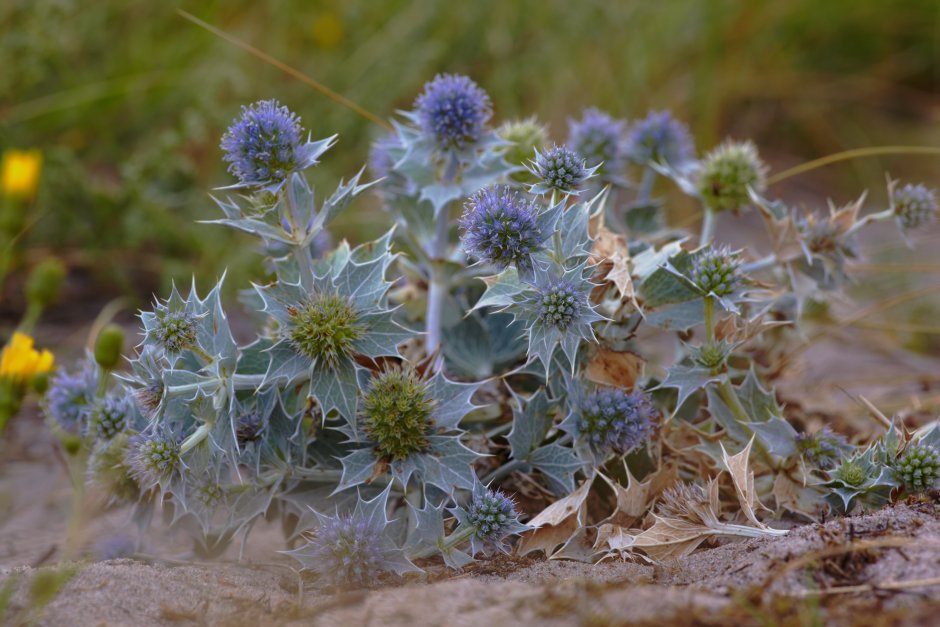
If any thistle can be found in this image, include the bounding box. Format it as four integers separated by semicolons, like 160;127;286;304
339;370;480;492
527;145;595;196
414;73;492;150
42;361;98;434
220;100;322;191
125;432;181;491
567;107;627;178
563;387;657;460
696;140;767;213
234;410;265;446
896;443;940;492
892;182;937;231
690;246;742;297
823;447;897;514
89;395;131;441
795;426;852;470
459;185;557;272
87;433;140;503
507;262;604;372
497;117;549;172
456;483;529;556
257;233;411;422
625;110;695;166
286;292;365;369
361;369;434;461
285;487;418;586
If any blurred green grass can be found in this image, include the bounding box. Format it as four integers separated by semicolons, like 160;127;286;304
1;0;938;307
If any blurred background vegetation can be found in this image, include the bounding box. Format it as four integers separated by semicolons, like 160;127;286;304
1;0;938;316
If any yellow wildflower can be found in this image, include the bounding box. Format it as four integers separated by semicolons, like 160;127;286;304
311;11;344;49
1;149;43;199
0;332;54;384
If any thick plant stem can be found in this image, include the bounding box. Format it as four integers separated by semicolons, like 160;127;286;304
637;167;655;205
844;208;895;238
700;208;717;245
742;254;777;274
283;186;315;288
408;524;476;560
425;205;449;357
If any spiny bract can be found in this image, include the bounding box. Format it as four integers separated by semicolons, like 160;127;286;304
530;145;589;195
125;433;180;490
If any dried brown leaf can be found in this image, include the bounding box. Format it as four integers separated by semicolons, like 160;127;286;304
720;437;771;529
584;347;645;390
517;477;593;557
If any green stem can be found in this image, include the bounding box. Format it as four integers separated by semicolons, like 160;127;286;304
180;423;211;454
703;296;715;344
717;378;775;468
408;524;477;561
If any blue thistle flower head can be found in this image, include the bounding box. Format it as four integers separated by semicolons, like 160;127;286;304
90;394;131;441
125;432;181;491
892;182;938;231
506;261;604;375
625;110;695;166
466;487;526;554
220;100;324;191
567;107;627;177
43;362;98;434
414;73;492;150
285;487;418;587
527;145;596;196
796;426;853;470
896;443;940;492
459;185;545;271
565;387;657;459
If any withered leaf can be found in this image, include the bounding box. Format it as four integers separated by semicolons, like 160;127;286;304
584;347;645;390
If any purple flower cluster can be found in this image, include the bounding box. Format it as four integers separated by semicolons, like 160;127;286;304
43;364;98;434
796;426;852;470
459;185;543;270
91;394;131;441
467;488;521;546
567;107;627;175
577;388;656;456
535;278;582;330
302;513;387;586
414;74;492;149
893;182;938;230
532;145;588;194
625;110;694;165
220;99;304;187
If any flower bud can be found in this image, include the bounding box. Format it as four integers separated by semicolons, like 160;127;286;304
25;258;65;310
94;324;125;371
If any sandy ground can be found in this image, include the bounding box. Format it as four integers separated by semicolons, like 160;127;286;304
2;410;940;626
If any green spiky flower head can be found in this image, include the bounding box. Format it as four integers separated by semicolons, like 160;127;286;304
256;233;414;422
691;246;741;296
896;443;940;493
361;369;435;461
497;117;549;172
287;292;365;369
696;140;767;213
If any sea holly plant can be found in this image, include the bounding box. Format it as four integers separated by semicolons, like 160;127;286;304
43;74;940;582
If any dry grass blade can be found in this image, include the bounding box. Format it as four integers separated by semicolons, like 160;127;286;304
766;146;940;185
176;10;391;130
